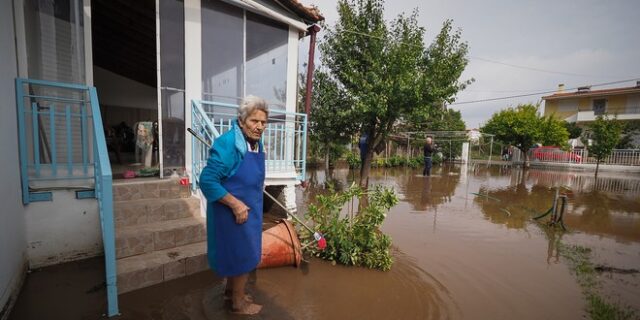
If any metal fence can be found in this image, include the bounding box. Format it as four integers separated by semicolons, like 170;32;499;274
190;100;307;187
512;147;640;166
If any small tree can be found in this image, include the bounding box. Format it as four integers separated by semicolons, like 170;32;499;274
585;115;622;177
481;104;568;167
308;71;357;171
564;121;583;140
321;0;472;186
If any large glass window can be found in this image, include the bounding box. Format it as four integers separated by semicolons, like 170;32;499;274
22;0;87;168
23;0;85;84
201;0;244;106
201;1;289;109
246;12;288;109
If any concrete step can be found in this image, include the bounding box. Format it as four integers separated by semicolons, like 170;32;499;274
113;178;191;201
114;196;201;228
116;216;206;259
116;241;208;294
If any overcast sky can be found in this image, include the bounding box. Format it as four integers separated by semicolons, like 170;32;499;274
299;0;640;129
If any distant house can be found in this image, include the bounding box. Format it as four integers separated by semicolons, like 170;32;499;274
542;82;640;125
467;128;482;144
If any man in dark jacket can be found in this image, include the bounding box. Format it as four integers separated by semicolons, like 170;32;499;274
423;137;435;176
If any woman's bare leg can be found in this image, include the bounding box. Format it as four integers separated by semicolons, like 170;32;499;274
229;273;261;315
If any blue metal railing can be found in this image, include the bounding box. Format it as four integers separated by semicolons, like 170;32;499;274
15;78;119;317
190;99;307;188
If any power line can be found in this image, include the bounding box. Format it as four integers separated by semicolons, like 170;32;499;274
450;78;640;106
468;55;627;78
337;29;630;78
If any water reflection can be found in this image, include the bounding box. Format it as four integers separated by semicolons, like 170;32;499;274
395;166;460;212
298;164;640;318
472;167;640;243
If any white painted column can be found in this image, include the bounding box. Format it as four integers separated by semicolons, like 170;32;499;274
281;183;297;214
184;0;201;178
285;27;299;114
285;27;299;175
13;0;28;78
461;142;470;164
83;0;93;86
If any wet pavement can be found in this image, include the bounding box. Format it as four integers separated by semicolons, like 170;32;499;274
9;164;640;319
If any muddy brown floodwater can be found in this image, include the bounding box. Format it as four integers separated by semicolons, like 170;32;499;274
10;164;640;319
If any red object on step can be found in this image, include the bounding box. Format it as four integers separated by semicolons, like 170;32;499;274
317;236;327;250
123;170;135;179
179;177;189;185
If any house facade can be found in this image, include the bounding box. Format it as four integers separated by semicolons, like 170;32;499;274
543;82;640;124
1;0;321;317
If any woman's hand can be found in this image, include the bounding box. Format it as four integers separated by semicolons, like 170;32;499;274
231;202;251;224
219;193;251;224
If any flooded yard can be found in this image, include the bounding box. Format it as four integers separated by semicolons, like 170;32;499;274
10;164;640;319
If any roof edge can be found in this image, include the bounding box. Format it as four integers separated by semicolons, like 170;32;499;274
276;0;324;23
542;86;640;100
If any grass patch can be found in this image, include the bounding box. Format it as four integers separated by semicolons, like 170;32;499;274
559;243;638;320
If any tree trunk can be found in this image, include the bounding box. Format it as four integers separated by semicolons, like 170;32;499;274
324;144;330;172
359;149;373;188
595;160;600;178
521;147;529;169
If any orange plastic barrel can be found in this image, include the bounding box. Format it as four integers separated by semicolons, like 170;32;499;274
257;219;302;269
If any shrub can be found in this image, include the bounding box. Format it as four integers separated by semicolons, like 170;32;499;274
298;183;399;271
346;151;361;169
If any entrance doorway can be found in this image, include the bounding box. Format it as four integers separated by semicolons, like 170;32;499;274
91;0;159;178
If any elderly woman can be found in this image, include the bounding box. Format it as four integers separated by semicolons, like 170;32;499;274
199;96;268;315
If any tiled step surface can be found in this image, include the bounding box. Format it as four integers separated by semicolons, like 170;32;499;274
116;216;206;259
113;179;191;201
117;241;208;294
113;178;209;294
114;197;200;228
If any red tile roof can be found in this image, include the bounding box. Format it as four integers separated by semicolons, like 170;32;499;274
542;85;640;100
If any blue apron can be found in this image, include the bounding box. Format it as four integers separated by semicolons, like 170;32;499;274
207;145;264;277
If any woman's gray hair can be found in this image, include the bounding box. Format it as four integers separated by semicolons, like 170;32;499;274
238;95;269;122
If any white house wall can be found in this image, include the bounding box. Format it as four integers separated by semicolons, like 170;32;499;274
0;1;27;317
24;190;102;268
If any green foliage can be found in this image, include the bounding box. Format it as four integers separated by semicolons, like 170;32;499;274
618;120;640;149
346;151;361;169
300;184;399;271
407;156;423;168
308;138;348;167
320;0;472;185
367;155;425;168
585;115;623;165
564;121;583;139
541;116;570;149
432;152;443;165
481;104;569;163
309;71;358;169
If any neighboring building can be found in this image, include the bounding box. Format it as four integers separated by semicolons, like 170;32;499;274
1;0;322;317
466;128;482;144
542;82;640;125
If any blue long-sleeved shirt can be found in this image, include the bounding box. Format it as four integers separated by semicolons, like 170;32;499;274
199;119;263;202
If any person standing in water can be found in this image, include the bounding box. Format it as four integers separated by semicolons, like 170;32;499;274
199;96;268;315
423;137;435;176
